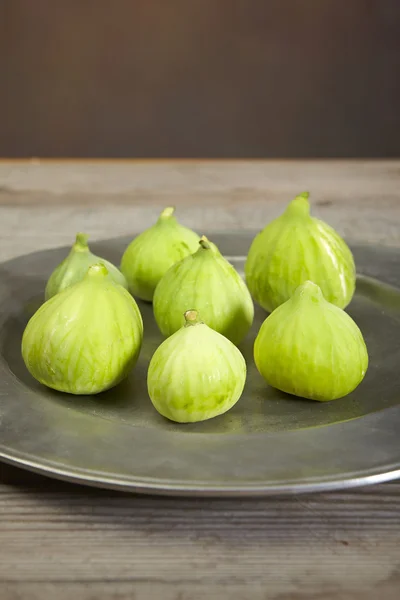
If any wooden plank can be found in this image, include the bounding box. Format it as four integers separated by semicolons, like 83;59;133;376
0;470;400;599
0;161;399;262
1;159;399;198
2;580;399;600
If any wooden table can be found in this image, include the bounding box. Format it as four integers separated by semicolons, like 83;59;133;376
1;160;400;600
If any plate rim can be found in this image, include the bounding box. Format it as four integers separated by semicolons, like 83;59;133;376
1;233;400;496
1;444;400;496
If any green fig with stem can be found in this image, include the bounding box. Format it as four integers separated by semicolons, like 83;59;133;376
120;206;200;302
23;264;143;395
148;309;246;423
153;235;254;345
245;192;356;312
254;280;368;401
45;233;127;300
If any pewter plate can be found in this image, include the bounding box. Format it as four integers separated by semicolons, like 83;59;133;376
1;233;400;496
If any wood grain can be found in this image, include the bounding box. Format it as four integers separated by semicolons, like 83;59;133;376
1;463;400;600
0;160;400;263
1;161;400;600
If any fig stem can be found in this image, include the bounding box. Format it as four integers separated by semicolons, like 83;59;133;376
295;280;324;302
159;206;175;219
297;191;310;200
184;309;202;326
87;263;109;278
286;192;310;217
74;233;89;251
199;235;211;250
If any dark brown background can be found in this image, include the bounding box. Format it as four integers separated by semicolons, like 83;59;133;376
1;0;399;158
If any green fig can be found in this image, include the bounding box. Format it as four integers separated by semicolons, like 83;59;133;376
153;236;254;345
254;281;368;401
45;233;127;300
120;207;200;301
22;264;143;395
245;192;356;312
147;310;246;423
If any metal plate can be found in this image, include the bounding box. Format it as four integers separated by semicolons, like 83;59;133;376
1;233;400;496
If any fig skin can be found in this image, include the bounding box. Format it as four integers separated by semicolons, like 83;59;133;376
45;233;127;300
120;207;200;302
153;236;254;346
148;310;247;423
245;192;356;313
22;264;143;395
254;281;368;401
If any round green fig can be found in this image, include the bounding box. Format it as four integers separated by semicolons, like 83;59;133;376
254;281;368;401
22;264;143;395
120;207;200;301
147;309;246;423
45;233;127;300
153;236;254;345
245;192;356;312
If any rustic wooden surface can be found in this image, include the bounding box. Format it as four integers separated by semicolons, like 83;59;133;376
1;161;400;600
